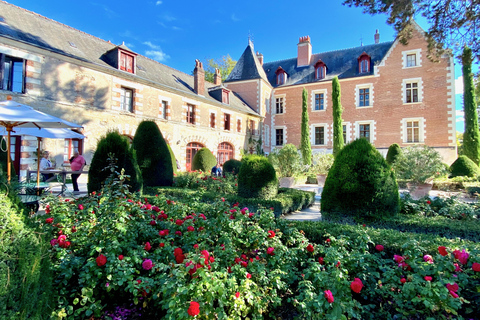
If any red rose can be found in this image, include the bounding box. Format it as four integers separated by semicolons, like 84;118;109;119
187;301;200;317
175;219;184;226
318;257;324;265
375;244;384;252
426;200;431;205
268;230;275;238
472;262;480;272
149;220;156;226
187;226;195;232
246;273;251;279
159;243;165;248
267;247;275;255
350;278;363;293
175;254;185;264
96;254;107;267
424;276;432;281
118;255;124;260
144;242;152;251
78;204;84;210
235;292;240;298
400;278;407;284
306;244;314;253
326;239;331;243
45;217;54;224
446;282;459;293
324;290;334;303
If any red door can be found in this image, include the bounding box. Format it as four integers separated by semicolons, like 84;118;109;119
186;142;204;171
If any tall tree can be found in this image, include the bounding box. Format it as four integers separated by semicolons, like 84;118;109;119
462;46;480;164
332;77;344;156
342;0;480;62
300;88;312;165
204;55;237;83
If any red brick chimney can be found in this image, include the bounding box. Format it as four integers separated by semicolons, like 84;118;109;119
256;51;263;66
214;68;222;85
194;59;205;96
297;36;312;67
374;29;380;44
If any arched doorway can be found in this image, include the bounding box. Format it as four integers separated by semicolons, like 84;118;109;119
217;142;234;165
186;142;204;171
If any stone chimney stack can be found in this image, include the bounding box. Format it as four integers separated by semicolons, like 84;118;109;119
374;29;380;44
194;59;205;96
256;51;264;66
297;36;312;67
214;68;222;85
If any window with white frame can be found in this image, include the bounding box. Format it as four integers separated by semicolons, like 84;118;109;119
405;81;419;103
342;124;348;143
275;128;284;146
359;124;370;142
311;89;327;111
315;93;324;110
275;97;284;114
402;118;425;143
314;126;325;145
120;87;134;112
161;100;167;119
356;84;373;108
402;49;421;69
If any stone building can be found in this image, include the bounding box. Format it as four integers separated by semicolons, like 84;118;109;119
0;2;456;180
0;1;261;179
225;24;456;163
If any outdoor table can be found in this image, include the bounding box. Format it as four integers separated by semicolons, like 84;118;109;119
27;169;89;196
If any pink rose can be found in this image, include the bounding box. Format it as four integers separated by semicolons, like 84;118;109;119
423;254;434;264
142;259;153;270
324;290;334;303
267;247;275;255
375;244;384;252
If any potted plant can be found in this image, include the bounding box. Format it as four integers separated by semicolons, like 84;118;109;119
311;152;335;187
268;144;302;188
393;145;447;199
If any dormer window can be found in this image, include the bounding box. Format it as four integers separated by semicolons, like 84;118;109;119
358;52;371;74
222;89;229;104
102;43;138;74
275;67;287;85
314;60;327;80
120;51;135;73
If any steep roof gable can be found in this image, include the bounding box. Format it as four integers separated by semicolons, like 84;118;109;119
224;42;269;84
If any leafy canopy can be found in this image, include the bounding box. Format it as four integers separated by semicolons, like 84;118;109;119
204;55;237;83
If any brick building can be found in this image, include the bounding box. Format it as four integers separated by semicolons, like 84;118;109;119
0;2;456;180
0;1;262;179
225;24;456;163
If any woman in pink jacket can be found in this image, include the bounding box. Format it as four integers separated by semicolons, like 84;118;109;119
70;151;86;192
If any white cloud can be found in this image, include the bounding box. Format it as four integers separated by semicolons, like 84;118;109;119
163;14;176;22
145;50;170;62
231;14;240;22
456;110;465;122
455;76;464;95
156;1;162;5
172;26;182;31
143;41;160;50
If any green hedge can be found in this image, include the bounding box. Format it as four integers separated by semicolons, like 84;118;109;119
144;187;315;217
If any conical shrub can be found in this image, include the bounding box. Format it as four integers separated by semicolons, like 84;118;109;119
133;121;173;187
238;155;278;199
88;131;142;193
450;155;480;177
192;147;217;173
386;143;402;165
321;138;399;217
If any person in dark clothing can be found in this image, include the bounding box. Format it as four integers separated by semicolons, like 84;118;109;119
211;163;222;177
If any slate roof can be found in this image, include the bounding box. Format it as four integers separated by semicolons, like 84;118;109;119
261;41;395;88
0;1;259;116
224;41;269;84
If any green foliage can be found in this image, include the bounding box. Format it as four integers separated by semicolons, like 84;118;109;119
321;138;400;217
450;155;480;177
393;145;447;184
191;147;217;173
268;144;302;178
311;152;334;175
238;155;278;199
462;46;480;164
300;88;312;165
223;159;242;175
87;131;142;193
133;121;173;187
166;143;178;175
386;143;402;165
332;77;344;157
203;55;237;82
0;136;16;179
0;193;56;319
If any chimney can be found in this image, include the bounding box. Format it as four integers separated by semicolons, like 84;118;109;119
374;29;380;44
297;36;312;67
256;51;264;66
194;59;205;96
214;68;222;85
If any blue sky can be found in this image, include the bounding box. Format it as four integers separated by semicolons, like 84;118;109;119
6;0;477;132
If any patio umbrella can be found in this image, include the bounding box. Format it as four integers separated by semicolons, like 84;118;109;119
0;99;82;182
0;127;85;185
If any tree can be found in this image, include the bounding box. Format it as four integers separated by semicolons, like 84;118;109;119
342;0;480;62
204;55;237;83
462;46;480;164
132;121;173;187
300;88;312;165
332;77;344;156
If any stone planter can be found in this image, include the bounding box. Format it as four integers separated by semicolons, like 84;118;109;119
316;174;327;187
407;182;433;200
279;177;295;188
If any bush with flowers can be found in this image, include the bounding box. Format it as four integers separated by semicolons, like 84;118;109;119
36;166;480;319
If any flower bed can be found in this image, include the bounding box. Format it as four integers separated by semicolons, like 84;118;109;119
36;174;480;319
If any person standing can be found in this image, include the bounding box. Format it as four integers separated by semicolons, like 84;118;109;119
70;151;86;192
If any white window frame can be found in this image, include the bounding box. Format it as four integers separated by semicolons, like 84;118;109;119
274;125;287;146
355;84;374;108
342;122;352;143
401;117;426;144
311;89;327;112
402;49;422;69
402;78;423;104
158;95;172;120
354;120;376;143
310;123;329;146
274;94;286;114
